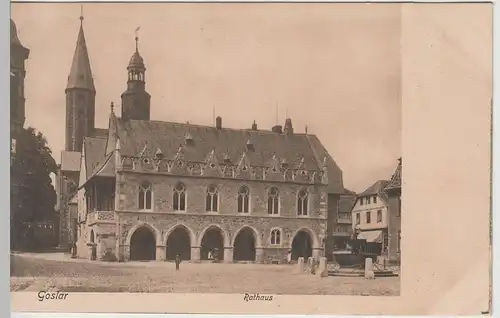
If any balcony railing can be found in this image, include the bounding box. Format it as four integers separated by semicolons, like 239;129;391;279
88;211;116;224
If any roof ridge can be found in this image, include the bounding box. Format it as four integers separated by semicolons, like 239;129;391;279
122;118;317;136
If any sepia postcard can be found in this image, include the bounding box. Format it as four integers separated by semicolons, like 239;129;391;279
10;1;492;315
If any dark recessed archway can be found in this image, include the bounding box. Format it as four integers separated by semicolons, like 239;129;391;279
166;226;191;261
233;227;256;261
291;230;313;260
130;227;156;261
200;227;225;261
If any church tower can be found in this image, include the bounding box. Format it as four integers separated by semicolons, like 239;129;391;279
10;19;30;138
65;14;96;152
121;32;151;121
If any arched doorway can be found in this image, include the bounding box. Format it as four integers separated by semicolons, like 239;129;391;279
233;227;256;261
166;226;191;261
291;230;313;260
200;227;225;261
130;227;156;261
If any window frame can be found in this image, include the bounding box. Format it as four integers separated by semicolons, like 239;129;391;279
270;228;282;246
237;185;250;213
205;184;219;213
173;182;186;212
267;187;280;215
297;189;309;216
138;181;153;211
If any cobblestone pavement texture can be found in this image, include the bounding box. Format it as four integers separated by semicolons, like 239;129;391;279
11;253;400;295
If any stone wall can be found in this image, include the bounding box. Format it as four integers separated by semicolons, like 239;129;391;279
117;172;327;219
387;192;401;263
115;211;326;263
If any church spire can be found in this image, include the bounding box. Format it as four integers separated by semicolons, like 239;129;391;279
66;8;95;92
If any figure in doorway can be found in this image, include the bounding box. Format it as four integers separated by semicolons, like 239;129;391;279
175;254;181;271
208;249;213;261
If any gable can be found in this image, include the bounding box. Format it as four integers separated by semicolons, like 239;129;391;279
113;118;345;193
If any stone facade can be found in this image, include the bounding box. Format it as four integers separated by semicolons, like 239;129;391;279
385;158;402;264
77;165;330;263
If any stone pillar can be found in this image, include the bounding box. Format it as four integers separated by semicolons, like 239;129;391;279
316;257;328;277
307;256;314;268
255;247;265;263
118;244;130;262
191;246;201;263
156;246;166;261
224;246;233;263
364;257;374;279
312;248;322;260
297;257;305;273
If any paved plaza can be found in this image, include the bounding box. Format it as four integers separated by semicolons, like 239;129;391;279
11;253;399;295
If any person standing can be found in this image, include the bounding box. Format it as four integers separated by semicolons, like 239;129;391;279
287;250;292;264
175;254;181;271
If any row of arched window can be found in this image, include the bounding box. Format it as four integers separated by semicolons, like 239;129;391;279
138;181;310;215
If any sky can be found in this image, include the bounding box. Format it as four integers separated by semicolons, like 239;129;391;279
11;3;401;193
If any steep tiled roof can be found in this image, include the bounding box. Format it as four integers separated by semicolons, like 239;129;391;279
112;118;344;193
359;180;390;204
66;22;95;91
82;115;345;193
384;157;402;192
83;136;115;179
60;151;81;172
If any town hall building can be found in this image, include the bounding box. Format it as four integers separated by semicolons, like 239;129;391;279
57;15;347;263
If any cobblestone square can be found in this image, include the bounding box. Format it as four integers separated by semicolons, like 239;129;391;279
11;253;399;296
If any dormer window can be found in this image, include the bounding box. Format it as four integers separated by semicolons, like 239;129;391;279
155;148;164;160
223;154;231;164
246;139;254;151
185;132;194;145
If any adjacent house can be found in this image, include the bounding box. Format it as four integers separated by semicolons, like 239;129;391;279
384;158;402;264
351;180;390;254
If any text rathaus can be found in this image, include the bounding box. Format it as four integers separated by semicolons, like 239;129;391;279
56;15;348;263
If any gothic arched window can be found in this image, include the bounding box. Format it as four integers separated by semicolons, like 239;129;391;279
173;182;186;211
297;189;308;216
267;187;279;215
206;184;218;212
270;228;281;245
138;181;152;210
237;186;250;213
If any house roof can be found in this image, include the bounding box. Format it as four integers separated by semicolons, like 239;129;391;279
82;113;345;194
60;151;81;172
384;157;402;191
359;180;390;204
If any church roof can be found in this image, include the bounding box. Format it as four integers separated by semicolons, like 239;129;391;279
66;20;95;91
10;19;29;56
128;51;145;69
10;19;22;46
81;115;345;194
83;136;115;179
384;157;402;192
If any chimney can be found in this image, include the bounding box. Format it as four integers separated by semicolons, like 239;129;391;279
284;118;294;135
216;116;222;130
252;120;257;130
